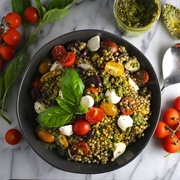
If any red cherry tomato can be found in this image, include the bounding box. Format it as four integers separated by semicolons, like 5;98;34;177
3;29;21;46
5;128;22;145
174;96;180;111
71;141;89;155
73;119;90;135
85;107;104;124
162;135;180;153
52;45;66;61
24;7;40;23
154;121;170;138
0;28;4;43
163;108;179;126
0;57;5;71
175;125;180;139
101;40;118;53
134;69;149;84
120;97;137;116
5;12;21;29
0;45;15;61
60;52;76;67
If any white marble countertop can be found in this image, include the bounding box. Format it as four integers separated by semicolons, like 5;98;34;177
0;0;180;179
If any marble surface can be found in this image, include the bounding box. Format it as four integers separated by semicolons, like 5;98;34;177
0;0;180;179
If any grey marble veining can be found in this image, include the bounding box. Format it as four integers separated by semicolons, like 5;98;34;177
0;0;180;179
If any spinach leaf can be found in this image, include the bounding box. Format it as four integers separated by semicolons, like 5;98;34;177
41;8;69;24
47;0;74;10
37;106;73;127
61;68;85;105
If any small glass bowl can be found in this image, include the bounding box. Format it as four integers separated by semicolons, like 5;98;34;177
113;0;161;37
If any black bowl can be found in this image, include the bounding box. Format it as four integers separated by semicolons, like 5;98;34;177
17;29;161;174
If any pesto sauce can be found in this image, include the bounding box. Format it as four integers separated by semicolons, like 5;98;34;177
116;0;159;28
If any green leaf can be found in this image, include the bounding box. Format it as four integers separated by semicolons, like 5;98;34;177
47;0;74;10
41;8;69;24
76;104;88;114
34;0;47;19
55;97;77;113
11;0;31;26
61;68;85;105
26;34;39;46
4;50;28;90
37;106;73;127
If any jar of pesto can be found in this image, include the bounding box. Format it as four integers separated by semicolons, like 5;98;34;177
113;0;161;37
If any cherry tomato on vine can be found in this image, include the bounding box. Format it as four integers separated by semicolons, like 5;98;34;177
162;135;180;153
120;97;137;116
0;57;5;71
174;96;180;111
85;107;104;124
24;7;40;23
101;40;118;53
0;45;15;61
52;45;66;61
5;12;21;29
5;129;21;145
60;52;76;67
3;29;21;46
175;130;180;139
163;108;179;126
154;121;170;138
134;69;149;84
73;119;90;135
71;141;89;155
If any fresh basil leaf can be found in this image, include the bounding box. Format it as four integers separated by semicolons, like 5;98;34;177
55;97;77;113
11;0;31;26
34;0;47;19
41;8;69;24
4;50;28;90
61;68;85;105
47;0;74;10
37;106;73;127
26;34;39;46
76;104;88;114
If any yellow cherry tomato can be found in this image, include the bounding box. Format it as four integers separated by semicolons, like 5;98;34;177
105;61;124;77
37;129;55;143
100;101;118;116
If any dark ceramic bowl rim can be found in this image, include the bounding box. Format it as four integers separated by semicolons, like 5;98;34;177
16;29;161;174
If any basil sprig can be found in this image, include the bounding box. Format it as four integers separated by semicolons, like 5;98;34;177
0;0;74;124
37;68;88;127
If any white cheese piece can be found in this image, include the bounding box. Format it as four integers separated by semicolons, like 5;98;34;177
50;61;64;71
117;115;133;131
87;35;100;52
128;77;139;91
113;142;126;159
77;63;93;70
80;95;94;108
34;101;46;114
105;89;121;104
59;125;73;136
